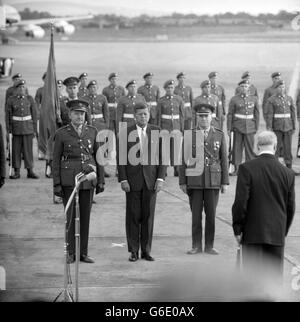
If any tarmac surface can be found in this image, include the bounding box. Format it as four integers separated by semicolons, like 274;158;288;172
0;41;300;302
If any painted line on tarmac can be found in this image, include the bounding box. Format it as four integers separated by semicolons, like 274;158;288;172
162;188;300;268
288;61;300;100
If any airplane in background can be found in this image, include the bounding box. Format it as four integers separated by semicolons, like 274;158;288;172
0;1;94;39
0;1;94;78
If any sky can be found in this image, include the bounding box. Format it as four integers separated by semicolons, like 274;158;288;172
6;0;300;16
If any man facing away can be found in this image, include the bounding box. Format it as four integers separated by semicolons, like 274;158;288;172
232;131;295;285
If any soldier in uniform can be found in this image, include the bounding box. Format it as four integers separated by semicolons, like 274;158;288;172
137;72;160;125
235;71;258;98
227;79;259;176
194;80;222;129
157;79;185;176
87;80;110;177
5;73;27;106
102;73;125;176
174;72;193;130
262;72;282;122
179;103;229;255
5;80;39;179
116;80;146;131
78;72;89;99
35;72;47;160
52;99;105;263
208;71;226;130
60;76;91;127
265;80;296;171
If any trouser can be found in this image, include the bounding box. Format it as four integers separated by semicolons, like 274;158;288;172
125;180;157;254
62;187;94;256
232;131;255;167
188;189;220;250
274;130;293;167
242;244;284;284
184;119;192;130
12;134;34;169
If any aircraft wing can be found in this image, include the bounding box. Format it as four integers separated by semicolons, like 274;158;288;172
16;14;94;27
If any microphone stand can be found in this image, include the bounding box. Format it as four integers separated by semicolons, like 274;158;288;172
54;172;85;302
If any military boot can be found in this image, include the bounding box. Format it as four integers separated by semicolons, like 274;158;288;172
27;168;39;179
10;168;20;179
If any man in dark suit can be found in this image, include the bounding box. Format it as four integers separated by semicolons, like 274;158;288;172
52;99;105;264
0;124;5;188
232;130;295;282
117;102;167;262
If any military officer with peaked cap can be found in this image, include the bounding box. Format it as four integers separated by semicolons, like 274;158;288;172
102;73;126;135
6;79;39;179
265;80;297;171
174;72;194;130
52;99;105;263
194;80;223;130
262;72;282;122
116;80;146;131
208;71;226;130
235;71;258;98
157;79;185;176
137;72;160;125
78;72;89;99
60;76;91;127
227;79;259;175
179;103;229;255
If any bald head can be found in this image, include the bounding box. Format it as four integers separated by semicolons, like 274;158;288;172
257;131;277;154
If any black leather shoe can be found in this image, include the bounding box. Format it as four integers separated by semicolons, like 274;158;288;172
27;172;39;179
10;173;20;179
104;171;111;178
67;254;75;264
187;247;202;255
141;253;154;261
204;248;219;255
80;255;95;263
129;252;138;262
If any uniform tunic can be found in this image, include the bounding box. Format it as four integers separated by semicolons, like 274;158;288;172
53;123;105;255
179;127;229;250
6;94;37;169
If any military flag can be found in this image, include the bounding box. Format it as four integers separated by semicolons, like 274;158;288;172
39;25;60;163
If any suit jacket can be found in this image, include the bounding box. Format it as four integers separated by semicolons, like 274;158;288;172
52;123;104;190
117;124;167;191
232;153;295;246
0;124;5;179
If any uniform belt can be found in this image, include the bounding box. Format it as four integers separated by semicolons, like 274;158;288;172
12;115;32;121
212;113;216;118
92;114;103;119
108;103;117;108
63;155;91;161
234;114;254;119
123;113;134;119
274;113;291;118
184;102;191;108
148;102;157;106
161;114;180;120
